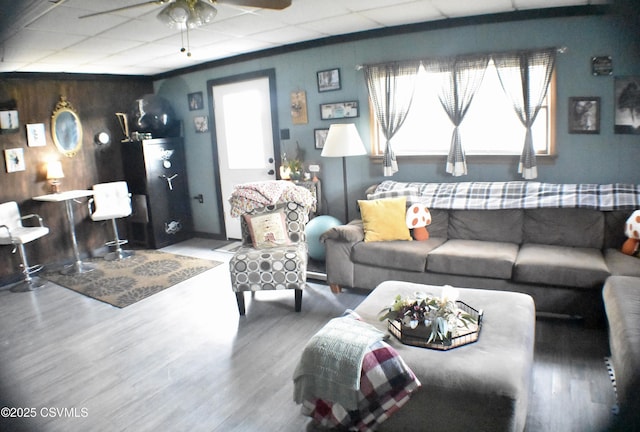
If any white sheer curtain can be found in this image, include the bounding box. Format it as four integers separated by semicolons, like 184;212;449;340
426;56;489;176
493;48;556;179
364;61;421;176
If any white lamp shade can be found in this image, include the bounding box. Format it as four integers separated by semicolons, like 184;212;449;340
321;123;366;158
46;161;64;180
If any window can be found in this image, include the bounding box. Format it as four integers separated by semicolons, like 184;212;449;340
371;59;555;157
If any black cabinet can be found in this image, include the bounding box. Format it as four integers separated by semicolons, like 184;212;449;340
121;138;193;248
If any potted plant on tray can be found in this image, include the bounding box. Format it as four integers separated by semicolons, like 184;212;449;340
378;286;479;347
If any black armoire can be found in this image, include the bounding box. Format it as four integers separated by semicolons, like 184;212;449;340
121;137;193;248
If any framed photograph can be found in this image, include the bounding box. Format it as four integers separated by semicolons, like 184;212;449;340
193;115;209;133
615;76;640;134
188;91;203;111
26;123;46;147
320;101;358;120
317;68;341;92
591;56;613;76
314;128;329;149
569;97;600;134
4;148;25;173
291;90;308;125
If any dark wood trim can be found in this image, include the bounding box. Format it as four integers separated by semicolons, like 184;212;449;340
0;72;152;81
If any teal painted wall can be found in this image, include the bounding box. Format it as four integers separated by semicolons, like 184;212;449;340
154;13;640;234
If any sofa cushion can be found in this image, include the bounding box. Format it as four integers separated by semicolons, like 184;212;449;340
514;243;610;288
426;239;519;279
427;208;449;239
604;210;635;249
358;197;412;242
320;220;365;243
603;276;640;410
352;237;447;272
604;248;640;277
448;209;523;244
523;208;604;249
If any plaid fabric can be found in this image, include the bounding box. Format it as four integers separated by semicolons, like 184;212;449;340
301;340;421;431
370;180;640;211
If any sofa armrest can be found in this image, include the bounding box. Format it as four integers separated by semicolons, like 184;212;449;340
320;219;364;243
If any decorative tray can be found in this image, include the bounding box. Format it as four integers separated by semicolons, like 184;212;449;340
387;300;484;351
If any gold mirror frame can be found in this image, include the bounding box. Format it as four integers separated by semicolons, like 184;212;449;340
51;96;82;157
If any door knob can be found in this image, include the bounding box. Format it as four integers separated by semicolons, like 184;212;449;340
268;169;275;175
268;157;274;163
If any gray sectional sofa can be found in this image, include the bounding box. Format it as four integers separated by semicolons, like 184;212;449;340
322;181;640;325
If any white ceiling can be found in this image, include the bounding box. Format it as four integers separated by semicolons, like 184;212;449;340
0;0;608;76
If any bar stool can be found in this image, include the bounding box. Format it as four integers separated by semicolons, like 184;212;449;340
0;201;49;292
88;181;134;261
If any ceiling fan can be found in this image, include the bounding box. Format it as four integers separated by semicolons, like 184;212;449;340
79;0;291;56
79;0;292;22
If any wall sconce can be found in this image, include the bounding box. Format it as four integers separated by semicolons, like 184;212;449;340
46;160;65;193
94;130;111;146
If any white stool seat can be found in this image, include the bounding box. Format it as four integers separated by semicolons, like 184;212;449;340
89;181;134;261
0;226;49;245
0;201;49;292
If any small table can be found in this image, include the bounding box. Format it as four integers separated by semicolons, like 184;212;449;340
33;190;95;275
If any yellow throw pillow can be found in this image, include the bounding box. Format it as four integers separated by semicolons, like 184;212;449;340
358;197;412;242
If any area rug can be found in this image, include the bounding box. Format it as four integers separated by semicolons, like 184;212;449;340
43;250;222;308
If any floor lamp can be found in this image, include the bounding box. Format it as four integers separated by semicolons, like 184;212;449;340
321;123;366;222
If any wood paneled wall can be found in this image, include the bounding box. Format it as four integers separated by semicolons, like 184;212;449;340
0;75;153;285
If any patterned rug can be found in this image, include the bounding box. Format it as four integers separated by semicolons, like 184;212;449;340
43;250;222;308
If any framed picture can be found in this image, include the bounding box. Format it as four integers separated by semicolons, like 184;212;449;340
193;115;209;133
615;76;640;134
26;123;46;147
317;68;341;92
320;101;358;120
291;90;308;124
188;91;203;111
591;56;612;76
314;128;329;149
569;97;600;134
4;148;25;173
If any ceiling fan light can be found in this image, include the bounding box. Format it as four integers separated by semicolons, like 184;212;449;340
191;1;217;25
157;1;191;29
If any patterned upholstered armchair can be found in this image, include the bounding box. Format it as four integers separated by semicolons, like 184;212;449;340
229;201;310;315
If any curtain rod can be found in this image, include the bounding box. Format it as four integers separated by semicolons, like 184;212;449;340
355;46;568;70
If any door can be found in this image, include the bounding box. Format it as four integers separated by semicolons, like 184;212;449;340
209;70;279;239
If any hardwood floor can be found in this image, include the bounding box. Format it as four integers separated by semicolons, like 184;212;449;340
0;238;618;432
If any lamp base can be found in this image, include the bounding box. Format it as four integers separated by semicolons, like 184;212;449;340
49;180;61;194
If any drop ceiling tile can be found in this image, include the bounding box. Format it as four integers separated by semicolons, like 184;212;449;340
514;0;588;8
251;25;324;44
27;5;129;36
301;13;383;36
359;2;445;26
4;29;86;52
259;0;353;25
68;36;142;54
431;0;514;17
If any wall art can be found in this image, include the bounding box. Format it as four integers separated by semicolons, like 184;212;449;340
291;90;308;124
569;97;600;134
4;148;25;173
194;115;209;133
614;76;640;134
591;56;612;76
188;91;203;111
26;123;47;147
314;128;329;149
320;101;358;120
317;68;341;92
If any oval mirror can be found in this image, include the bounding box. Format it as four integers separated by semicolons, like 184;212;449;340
51;96;82;157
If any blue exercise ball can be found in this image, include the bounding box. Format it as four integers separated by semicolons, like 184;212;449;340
306;215;342;261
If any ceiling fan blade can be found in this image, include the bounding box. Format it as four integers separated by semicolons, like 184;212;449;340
79;0;170;19
220;0;291;10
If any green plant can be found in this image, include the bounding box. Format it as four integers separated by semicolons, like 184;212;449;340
378;287;477;344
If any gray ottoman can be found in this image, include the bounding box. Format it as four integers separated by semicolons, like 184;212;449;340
354;280;535;432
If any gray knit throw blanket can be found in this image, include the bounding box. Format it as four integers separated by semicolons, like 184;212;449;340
293;316;385;410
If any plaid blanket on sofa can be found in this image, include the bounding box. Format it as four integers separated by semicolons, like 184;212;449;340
299;340;421;431
368;180;640;211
